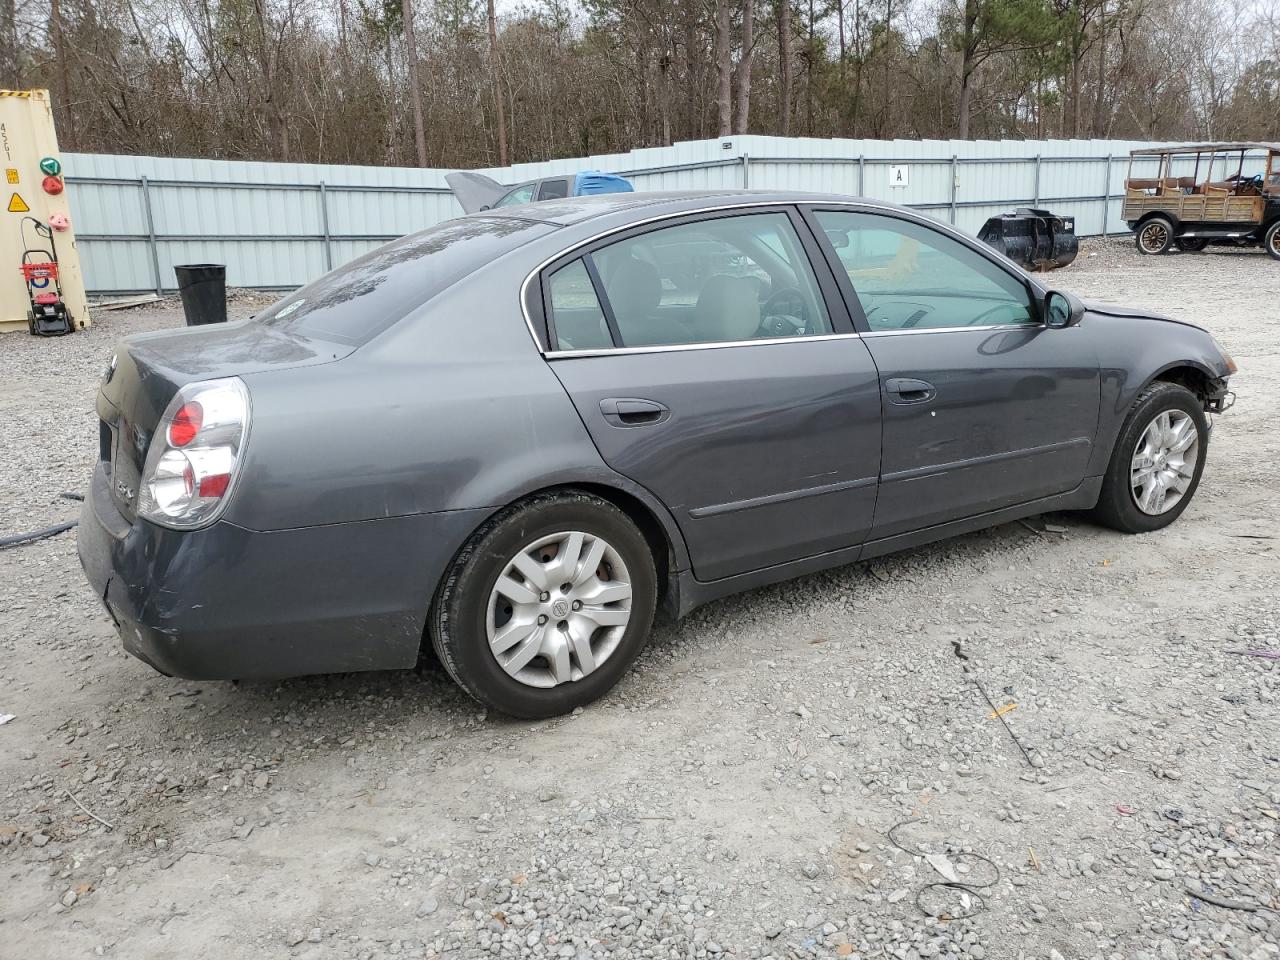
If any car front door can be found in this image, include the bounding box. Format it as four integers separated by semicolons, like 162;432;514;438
540;207;883;582
808;207;1101;542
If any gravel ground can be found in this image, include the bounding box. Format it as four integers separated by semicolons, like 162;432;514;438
1;241;1277;960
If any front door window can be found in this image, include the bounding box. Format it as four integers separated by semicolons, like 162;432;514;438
814;211;1035;331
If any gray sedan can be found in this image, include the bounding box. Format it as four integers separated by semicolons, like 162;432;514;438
77;191;1237;718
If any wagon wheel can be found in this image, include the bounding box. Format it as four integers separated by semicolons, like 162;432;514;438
1174;237;1208;252
1136;218;1174;255
1266;221;1280;262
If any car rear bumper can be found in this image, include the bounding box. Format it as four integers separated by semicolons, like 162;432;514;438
77;462;488;680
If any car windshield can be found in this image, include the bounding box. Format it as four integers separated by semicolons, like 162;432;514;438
256;216;554;345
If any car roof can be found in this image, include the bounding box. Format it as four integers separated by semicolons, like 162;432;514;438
1130;142;1280;156
473;189;891;227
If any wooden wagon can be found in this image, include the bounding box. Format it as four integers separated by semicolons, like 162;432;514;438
1123;143;1280;259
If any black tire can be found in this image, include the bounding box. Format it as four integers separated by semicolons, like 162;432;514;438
430;491;657;719
1135;217;1175;255
1265;221;1280;261
1090;381;1208;534
1175;237;1209;252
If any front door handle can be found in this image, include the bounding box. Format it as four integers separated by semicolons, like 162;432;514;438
600;397;670;427
885;377;936;404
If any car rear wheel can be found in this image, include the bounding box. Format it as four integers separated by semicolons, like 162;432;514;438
430;491;657;719
1174;237;1209;252
1136;218;1175;255
1265;221;1280;261
1090;382;1207;534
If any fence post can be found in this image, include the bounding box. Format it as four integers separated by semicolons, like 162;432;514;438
858;155;866;197
318;181;333;271
741;153;750;189
1033;155;1042;206
140;175;163;296
1100;155;1112;237
949;155;959;225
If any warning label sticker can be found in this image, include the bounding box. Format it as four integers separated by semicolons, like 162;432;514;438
5;168;17;184
7;191;29;212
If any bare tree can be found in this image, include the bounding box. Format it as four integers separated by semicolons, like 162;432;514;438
0;0;17;87
50;0;75;147
734;0;755;133
777;0;792;134
715;0;733;135
487;0;508;165
400;0;427;165
29;0;1280;168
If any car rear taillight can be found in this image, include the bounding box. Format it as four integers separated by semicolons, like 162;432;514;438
137;378;250;529
168;402;203;447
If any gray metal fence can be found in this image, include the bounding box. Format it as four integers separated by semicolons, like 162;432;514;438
64;136;1206;296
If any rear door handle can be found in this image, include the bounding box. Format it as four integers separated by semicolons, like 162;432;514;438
885;377;936;404
600;397;670;427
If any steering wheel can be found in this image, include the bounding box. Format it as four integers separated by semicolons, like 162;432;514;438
760;286;809;336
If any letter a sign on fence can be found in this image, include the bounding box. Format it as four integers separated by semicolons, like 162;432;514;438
889;165;909;188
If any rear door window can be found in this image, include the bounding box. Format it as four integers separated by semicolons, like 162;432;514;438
581;211;833;348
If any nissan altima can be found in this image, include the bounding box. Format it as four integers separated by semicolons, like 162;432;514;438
78;191;1237;718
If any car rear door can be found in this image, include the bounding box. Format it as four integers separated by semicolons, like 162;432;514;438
538;206;883;582
806;206;1101;542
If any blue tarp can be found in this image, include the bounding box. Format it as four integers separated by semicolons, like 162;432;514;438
573;171;634;197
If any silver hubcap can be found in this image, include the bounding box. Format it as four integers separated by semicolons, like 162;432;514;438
1141;223;1168;252
486;531;632;688
1131;410;1199;516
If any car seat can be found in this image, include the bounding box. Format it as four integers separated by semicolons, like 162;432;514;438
606;257;662;346
694;275;760;343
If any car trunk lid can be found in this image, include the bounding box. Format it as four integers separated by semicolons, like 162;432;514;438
98;320;351;521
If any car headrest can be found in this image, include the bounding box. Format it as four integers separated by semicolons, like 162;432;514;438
608;258;661;325
695;275;760;342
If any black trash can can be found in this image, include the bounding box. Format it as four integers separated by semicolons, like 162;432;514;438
174;264;228;326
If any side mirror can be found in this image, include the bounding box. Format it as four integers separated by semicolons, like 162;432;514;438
1045;290;1084;328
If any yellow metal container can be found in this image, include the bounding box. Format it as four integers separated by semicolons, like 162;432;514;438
0;89;89;333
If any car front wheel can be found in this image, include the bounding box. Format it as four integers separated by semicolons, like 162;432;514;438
1091;381;1207;533
430;491;657;719
1136;217;1175;255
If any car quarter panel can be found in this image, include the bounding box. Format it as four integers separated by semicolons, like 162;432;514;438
78;461;489;678
1080;311;1234;477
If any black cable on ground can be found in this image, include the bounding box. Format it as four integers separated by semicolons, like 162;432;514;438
0;520;78;550
60;491;85;502
888;819;1001;920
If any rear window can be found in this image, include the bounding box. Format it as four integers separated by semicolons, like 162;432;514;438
257;216;553;345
